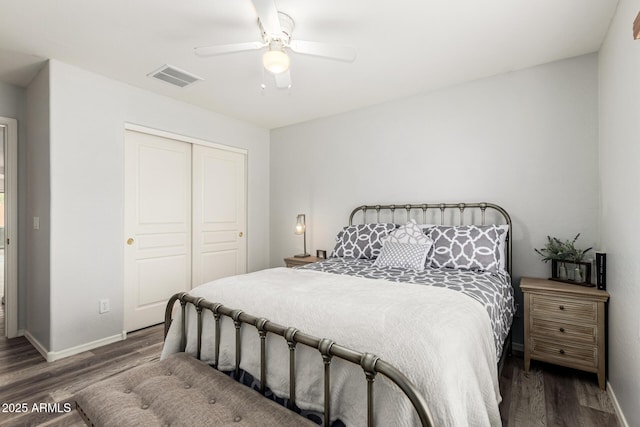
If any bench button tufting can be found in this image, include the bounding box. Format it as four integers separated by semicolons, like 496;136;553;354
141;404;149;410
184;384;191;389
234;416;241;422
209;398;216;404
165;371;172;376
124;389;131;394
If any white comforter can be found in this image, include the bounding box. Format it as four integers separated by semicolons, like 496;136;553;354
162;267;502;427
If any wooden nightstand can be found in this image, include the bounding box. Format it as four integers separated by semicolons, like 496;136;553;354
284;256;320;268
521;277;609;389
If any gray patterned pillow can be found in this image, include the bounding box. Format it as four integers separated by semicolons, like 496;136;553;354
427;225;505;273
374;241;433;271
330;223;397;259
383;219;431;245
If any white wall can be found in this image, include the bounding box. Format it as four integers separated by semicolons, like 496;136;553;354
25;63;51;347
598;0;640;425
0;79;27;331
270;54;600;346
29;60;270;354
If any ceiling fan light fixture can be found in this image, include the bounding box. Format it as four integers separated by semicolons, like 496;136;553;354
262;49;290;74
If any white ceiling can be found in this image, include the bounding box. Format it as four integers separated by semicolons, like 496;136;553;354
0;0;618;129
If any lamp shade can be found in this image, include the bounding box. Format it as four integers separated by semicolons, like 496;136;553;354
294;214;306;235
294;213;309;258
263;49;290;74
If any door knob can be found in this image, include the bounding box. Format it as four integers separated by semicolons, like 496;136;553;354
127;238;134;245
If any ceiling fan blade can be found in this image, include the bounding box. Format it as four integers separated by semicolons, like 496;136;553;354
288;40;357;62
195;42;265;57
274;69;292;89
251;0;281;35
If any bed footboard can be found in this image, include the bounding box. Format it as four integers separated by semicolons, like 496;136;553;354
165;292;435;427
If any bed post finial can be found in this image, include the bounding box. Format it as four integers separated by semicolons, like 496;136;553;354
285;327;299;409
319;338;335;426
256;318;269;395
361;353;380;427
231;309;244;380
195;298;205;360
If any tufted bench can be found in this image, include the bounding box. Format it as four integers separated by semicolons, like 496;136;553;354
74;352;317;427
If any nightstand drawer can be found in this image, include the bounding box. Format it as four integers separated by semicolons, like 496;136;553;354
531;294;597;323
530;337;597;370
531;317;597;345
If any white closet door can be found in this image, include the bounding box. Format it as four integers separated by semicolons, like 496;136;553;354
192;144;246;287
124;130;192;332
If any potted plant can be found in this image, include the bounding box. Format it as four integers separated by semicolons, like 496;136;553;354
535;234;593;284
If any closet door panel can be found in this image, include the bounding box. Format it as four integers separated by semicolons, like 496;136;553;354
124;130;192;332
192;145;246;286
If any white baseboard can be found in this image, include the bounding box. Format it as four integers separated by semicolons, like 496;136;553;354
24;330;49;360
24;330;126;362
607;381;630;427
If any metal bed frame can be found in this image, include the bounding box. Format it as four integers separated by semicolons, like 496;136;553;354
162;202;511;426
165;292;436;427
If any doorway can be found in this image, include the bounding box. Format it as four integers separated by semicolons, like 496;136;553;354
0;117;18;338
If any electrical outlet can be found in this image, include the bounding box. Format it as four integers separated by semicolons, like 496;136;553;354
99;299;110;314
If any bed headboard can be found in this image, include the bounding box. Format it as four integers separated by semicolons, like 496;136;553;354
348;202;513;277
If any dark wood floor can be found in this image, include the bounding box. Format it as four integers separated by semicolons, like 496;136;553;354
499;353;619;427
0;304;620;426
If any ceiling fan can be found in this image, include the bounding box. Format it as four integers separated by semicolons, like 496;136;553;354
194;0;357;89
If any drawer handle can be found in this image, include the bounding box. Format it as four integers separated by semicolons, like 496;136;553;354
559;305;565;310
559;327;565;333
559;349;565;355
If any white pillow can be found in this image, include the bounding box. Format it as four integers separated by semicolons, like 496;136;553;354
374;241;433;272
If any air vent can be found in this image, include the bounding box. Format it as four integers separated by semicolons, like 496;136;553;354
148;64;203;88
